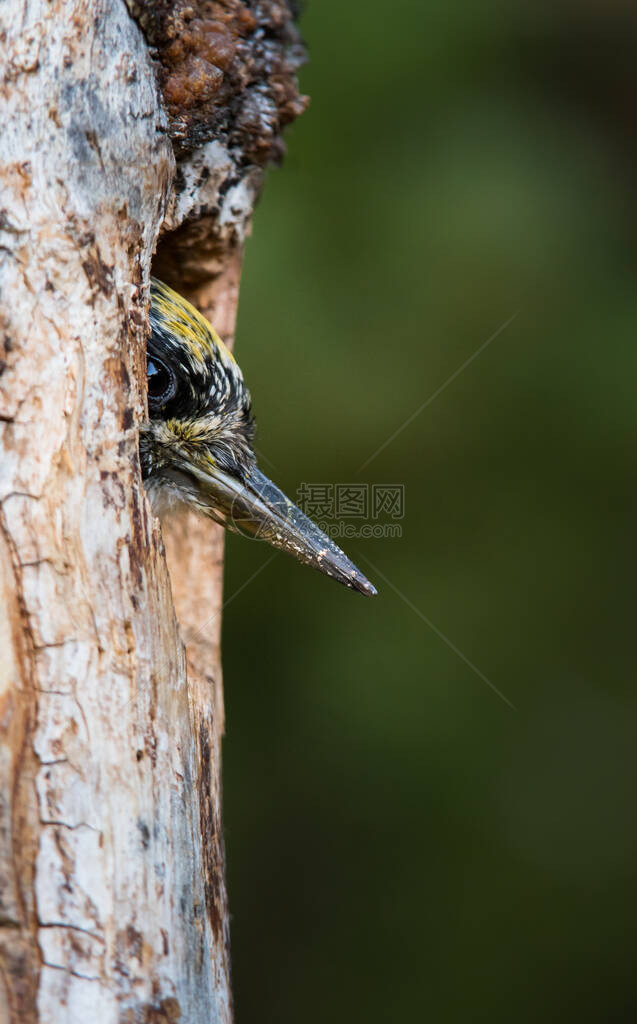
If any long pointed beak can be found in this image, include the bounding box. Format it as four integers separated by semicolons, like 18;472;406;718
187;462;377;597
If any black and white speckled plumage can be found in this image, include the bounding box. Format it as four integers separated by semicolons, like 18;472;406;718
140;278;255;493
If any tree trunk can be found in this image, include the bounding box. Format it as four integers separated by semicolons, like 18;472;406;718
0;3;306;1021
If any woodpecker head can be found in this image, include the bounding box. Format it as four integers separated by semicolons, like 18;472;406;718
140;278;377;597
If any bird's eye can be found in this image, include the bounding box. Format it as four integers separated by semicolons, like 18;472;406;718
147;357;176;407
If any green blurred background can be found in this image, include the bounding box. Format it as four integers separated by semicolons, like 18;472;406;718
222;3;637;1020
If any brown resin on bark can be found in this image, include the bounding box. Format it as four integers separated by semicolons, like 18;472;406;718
127;0;308;159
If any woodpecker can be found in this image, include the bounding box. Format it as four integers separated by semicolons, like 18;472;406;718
140;278;377;597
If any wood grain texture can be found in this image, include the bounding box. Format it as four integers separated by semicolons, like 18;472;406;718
0;1;225;1019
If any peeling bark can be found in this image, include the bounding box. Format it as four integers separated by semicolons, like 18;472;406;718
0;2;306;1021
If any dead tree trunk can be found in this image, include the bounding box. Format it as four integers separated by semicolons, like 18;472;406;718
0;3;306;1021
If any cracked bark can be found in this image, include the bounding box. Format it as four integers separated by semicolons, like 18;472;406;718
0;2;306;1021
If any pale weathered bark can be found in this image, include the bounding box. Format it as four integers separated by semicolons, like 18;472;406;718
0;2;305;1021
